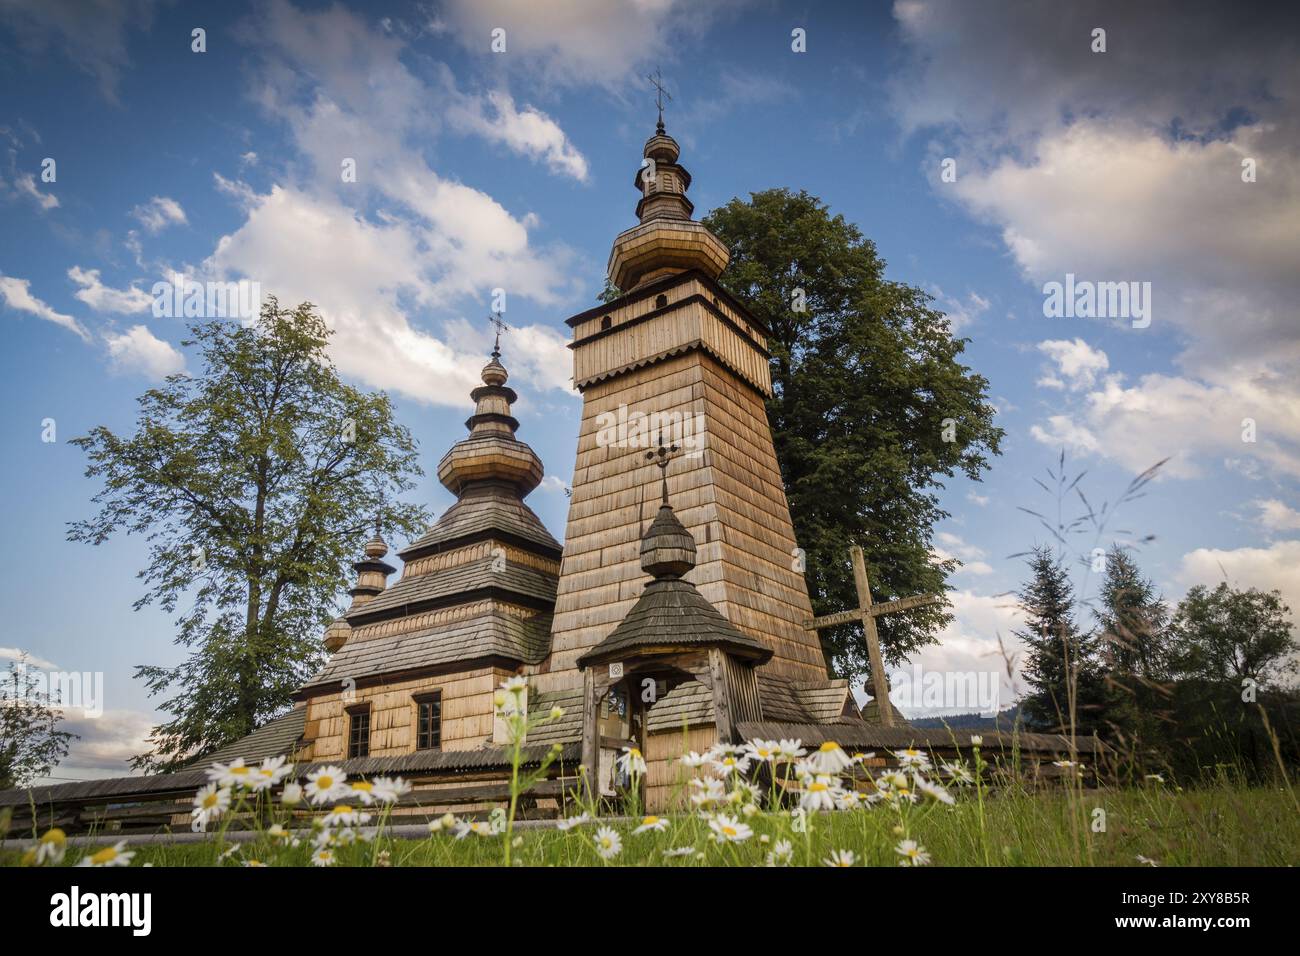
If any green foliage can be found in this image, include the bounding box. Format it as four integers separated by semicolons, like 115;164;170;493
0;659;77;791
68;299;428;771
1016;546;1107;736
1169;583;1295;687
702;189;1003;679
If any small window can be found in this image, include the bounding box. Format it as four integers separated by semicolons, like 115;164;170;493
347;706;370;758
415;692;442;751
655;294;668;309
600;315;612;330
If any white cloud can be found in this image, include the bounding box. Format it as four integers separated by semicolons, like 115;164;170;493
12;171;59;210
966;491;990;507
0;273;90;340
931;287;989;334
130;195;187;233
67;266;152;313
0;647;59;670
436;0;744;89
1176;539;1300;629
932;531;994;576
51;708;155;777
1253;499;1300;535
446;90;589;181
1036;337;1109;391
103;324;185;378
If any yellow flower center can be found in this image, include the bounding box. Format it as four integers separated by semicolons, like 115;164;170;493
230;766;249;776
317;775;333;789
351;782;372;792
819;742;839;753
90;846;117;865
203;793;219;808
643;816;659;825
333;805;353;816
809;781;828;792
722;825;737;837
628;748;642;758
42;829;66;845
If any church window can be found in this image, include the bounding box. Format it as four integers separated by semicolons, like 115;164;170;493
415;691;442;750
655;294;668;309
601;315;612;330
347;704;371;758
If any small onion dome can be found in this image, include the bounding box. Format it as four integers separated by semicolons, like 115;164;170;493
323;615;352;653
481;356;508;387
640;504;697;578
363;532;389;560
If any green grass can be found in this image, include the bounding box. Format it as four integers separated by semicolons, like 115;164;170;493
13;785;1296;868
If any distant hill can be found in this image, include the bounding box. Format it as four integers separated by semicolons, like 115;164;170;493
909;706;1029;731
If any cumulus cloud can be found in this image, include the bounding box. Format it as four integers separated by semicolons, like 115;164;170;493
206;0;583;407
0;273;90;340
1252;499;1300;535
435;0;747;89
11;171;59;210
103;324;185;378
930;287;989;334
130;195;187;233
0;646;59;670
932;531;994;576
53;708;156;776
1176;539;1300;631
67;265;152;313
1036;337;1109;391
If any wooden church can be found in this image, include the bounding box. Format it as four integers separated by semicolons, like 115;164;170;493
1;119;1092;832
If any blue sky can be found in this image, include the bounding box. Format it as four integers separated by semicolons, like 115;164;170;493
1;0;1297;778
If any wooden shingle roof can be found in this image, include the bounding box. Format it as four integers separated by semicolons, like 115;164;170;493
199;708;307;767
576;578;773;667
400;482;562;560
304;611;553;692
346;555;557;623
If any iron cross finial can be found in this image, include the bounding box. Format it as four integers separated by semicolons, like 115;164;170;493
647;68;672;130
645;428;680;505
487;311;510;359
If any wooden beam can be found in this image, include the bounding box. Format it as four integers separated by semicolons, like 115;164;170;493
580;668;599;808
851;545;894;728
866;593;943;617
707;647;734;743
803;608;866;631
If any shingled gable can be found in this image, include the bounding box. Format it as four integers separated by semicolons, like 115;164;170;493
578;503;772;668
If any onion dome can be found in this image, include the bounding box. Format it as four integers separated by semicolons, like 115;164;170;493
322;615;351;653
640;504;697;578
607;121;730;292
348;530;396;609
437;355;544;496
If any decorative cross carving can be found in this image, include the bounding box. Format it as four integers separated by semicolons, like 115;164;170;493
645;429;680;504
487;311;510;359
647;67;672;128
803;545;943;727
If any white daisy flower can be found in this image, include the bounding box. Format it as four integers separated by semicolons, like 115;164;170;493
894;747;932;772
851;751;876;764
323;804;370;828
708;814;753;843
311;848;336;867
679;751;710;769
917;779;956;806
743;739;780;762
242;859;267;867
428;813;458;834
33;828;67;866
940;762;974;785
824;849;858;867
557;812;591;831
191;783;230;830
800;775;840;812
663;846;695;858
454;820;496;839
1144;774;1165;784
267;823;292;842
279;781;303;806
1136;854;1160;867
616;746;647;776
594;826;622;859
689;777;726;808
371;776;411;803
808;741;853;774
1053;760;1080;768
765;838;794;866
895;839;931;866
969;735;983;746
777;739;806;761
633;815;669;834
206;758;255;789
304;766;348;805
250;755;292;791
500;676;528;696
77;841;134;868
835;789;866;810
711;753;752;777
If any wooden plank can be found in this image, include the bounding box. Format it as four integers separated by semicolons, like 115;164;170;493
852;545;894;728
866;593;943;617
803;608;865;630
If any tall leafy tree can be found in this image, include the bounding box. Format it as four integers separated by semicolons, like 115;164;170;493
1095;546;1172;763
69;299;427;771
1016;547;1106;736
703;189;1003;678
0;658;78;791
1168;583;1296;689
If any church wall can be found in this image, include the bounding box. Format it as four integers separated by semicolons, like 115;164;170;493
303;665;514;761
544;347;829;701
645;724;717;813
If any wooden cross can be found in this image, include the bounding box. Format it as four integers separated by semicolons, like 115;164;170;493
487;311;510;359
647;67;672;128
803;545;943;727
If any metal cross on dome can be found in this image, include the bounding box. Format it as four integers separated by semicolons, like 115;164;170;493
646;428;680;505
487;310;510;359
647;67;672;128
